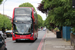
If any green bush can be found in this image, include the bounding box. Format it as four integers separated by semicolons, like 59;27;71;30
54;27;60;32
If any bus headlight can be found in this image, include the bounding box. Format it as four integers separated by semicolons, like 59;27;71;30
30;33;33;37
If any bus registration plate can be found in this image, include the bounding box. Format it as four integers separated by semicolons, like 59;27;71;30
20;39;25;40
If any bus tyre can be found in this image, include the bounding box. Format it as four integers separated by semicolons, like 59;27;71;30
16;40;19;42
36;38;37;40
31;40;35;42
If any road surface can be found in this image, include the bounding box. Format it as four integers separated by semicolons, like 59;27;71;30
5;30;46;50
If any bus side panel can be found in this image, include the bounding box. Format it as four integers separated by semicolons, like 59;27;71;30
32;8;38;40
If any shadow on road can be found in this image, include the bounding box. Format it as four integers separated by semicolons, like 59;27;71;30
13;38;42;43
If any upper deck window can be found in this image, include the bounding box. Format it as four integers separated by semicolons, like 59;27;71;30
14;8;32;21
15;8;32;16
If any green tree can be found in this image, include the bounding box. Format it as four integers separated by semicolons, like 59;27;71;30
0;0;3;4
44;16;55;30
0;14;4;29
3;16;12;30
19;2;36;10
0;14;12;31
37;14;43;28
42;20;45;27
38;0;75;32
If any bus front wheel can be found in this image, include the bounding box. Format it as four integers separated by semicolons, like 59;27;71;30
16;40;19;42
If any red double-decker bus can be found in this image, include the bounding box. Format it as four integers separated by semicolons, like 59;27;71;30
12;7;38;42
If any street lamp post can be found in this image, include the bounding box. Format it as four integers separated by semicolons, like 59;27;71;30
3;0;7;16
3;0;7;33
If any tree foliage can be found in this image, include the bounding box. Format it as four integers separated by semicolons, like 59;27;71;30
0;0;3;4
0;14;12;30
38;0;75;32
19;2;36;10
37;14;43;28
44;16;55;30
37;3;47;13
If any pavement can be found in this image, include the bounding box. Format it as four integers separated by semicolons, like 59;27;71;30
42;30;74;50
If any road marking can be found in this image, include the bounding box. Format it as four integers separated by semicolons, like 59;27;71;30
37;32;46;50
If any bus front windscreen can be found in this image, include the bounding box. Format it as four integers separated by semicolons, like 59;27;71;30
13;23;33;34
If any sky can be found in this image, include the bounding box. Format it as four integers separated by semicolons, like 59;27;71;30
0;0;46;20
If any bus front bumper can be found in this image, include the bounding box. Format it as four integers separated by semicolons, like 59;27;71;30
12;35;34;41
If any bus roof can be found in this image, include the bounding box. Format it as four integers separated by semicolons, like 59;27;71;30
14;7;33;9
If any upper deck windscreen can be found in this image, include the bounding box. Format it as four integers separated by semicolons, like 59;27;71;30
14;8;32;21
15;8;32;16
